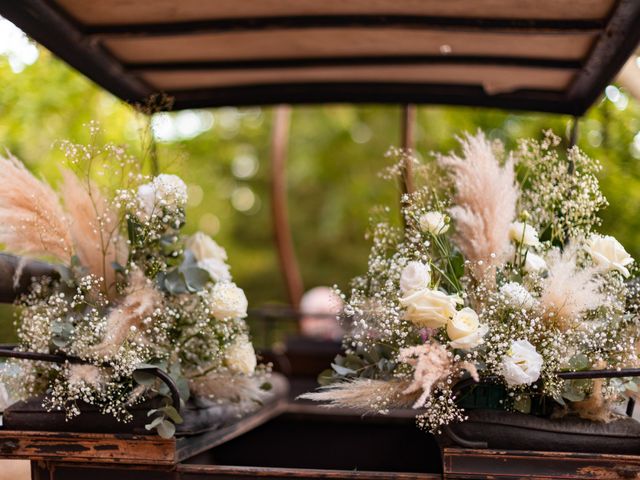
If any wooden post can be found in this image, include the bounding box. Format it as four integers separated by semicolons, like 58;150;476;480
400;104;416;196
270;106;304;318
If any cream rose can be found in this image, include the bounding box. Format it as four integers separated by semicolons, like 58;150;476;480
500;282;537;309
198;258;231;282
419;211;449;235
447;307;488;350
136;174;188;220
400;288;461;328
524;252;547;274
153;174;188;208
208;282;248;319
509;221;540;247
0;382;10;411
187;232;228;262
225;335;257;375
585;234;634;277
501;339;543;386
400;261;431;294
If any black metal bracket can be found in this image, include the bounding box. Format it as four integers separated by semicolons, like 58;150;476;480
0;344;181;414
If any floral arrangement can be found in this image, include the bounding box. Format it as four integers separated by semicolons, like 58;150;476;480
0;125;268;437
303;131;639;433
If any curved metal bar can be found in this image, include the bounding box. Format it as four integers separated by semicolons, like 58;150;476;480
135;367;182;414
441;424;489;449
0;345;181;414
447;368;640;449
270;105;304;319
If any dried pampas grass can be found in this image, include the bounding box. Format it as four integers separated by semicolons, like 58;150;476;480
399;342;478;409
92;269;162;357
0;154;73;263
60;169;127;296
438;132;519;283
299;378;418;411
540;244;605;331
190;371;271;406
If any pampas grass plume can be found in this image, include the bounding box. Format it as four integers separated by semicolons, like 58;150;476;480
0;154;73;262
438;132;519;282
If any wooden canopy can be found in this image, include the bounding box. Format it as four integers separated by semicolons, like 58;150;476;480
1;0;640;114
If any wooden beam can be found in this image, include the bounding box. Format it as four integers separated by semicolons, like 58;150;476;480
169;82;576;114
85;15;604;38
567;0;640;112
127;55;583;72
400;104;416;196
270;106;304;314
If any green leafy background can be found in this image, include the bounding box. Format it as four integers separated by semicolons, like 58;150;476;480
1;45;640;346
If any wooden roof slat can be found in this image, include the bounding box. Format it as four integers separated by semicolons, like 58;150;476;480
102;29;597;64
0;0;638;114
140;64;575;93
57;0;616;25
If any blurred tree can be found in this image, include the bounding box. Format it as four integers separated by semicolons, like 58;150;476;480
1;34;639;344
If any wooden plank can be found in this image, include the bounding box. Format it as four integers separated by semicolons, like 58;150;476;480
178;464;441;479
0;430;176;465
141;64;576;93
103;29;597;63
444;448;640;479
175;399;287;463
56;0;615;26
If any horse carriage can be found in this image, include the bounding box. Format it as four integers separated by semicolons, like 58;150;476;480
1;1;640;478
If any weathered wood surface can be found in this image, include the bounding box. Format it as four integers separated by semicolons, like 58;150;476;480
177;464;441;479
0;398;287;466
0;430;176;465
443;448;640;479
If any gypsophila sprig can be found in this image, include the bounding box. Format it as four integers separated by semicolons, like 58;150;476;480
303;130;639;433
0;123;269;437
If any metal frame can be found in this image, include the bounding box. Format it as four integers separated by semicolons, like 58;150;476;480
445;369;640;449
0;344;182;413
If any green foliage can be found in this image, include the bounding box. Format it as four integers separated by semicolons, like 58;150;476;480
2;46;640;347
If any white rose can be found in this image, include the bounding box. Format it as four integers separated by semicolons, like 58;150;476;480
0;382;10;411
447;307;488;350
509;221;540;247
585;235;633;278
400;261;431;294
419;211;449;235
187;232;228;262
500;282;537;309
136;174;188;221
225;335;257;375
198;258;231;282
501;339;543;386
400;288;461;328
524;252;547;274
153;174;188;208
136;183;157;220
208;282;248;319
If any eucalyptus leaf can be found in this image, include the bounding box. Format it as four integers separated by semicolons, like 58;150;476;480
318;369;336;386
182;266;210;292
161;406;183;424
145;416;163;431
331;363;356;376
157;420;176;439
133;370;157;387
568;354;590;371
163;268;188;295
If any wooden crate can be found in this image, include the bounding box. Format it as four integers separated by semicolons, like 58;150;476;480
1;403;443;479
